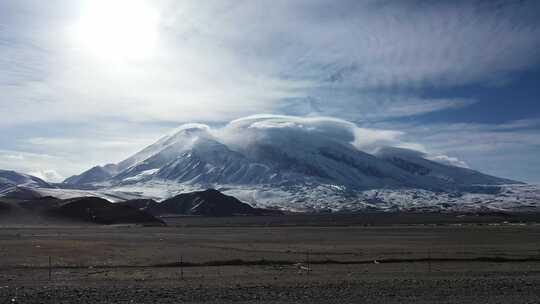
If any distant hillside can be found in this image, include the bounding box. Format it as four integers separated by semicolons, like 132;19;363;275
63;164;118;186
121;189;282;216
0;196;164;226
53;197;164;225
0;170;53;191
0;186;43;200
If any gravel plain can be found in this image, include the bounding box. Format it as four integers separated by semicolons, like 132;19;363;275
1;215;540;303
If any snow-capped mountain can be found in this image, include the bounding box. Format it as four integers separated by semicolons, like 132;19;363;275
64;164;118;186
0;170;54;199
116;127;277;185
0;170;52;191
373;147;519;188
57;115;536;212
68;120;517;190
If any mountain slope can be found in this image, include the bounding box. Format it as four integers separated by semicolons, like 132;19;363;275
374;147;520;187
63;164;118;186
54;197;164;225
79;122;515;191
152;189;265;216
0;195;164;225
0;186;44;200
0;170;52;191
98;125;280;186
58;116;531;212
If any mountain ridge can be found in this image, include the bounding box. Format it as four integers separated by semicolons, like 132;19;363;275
4;116;534;213
64;123;519;191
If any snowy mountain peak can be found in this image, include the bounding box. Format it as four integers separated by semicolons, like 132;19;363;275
0;170;53;192
67;116;520;191
56;116;534;213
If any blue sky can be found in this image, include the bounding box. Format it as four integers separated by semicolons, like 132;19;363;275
0;0;539;182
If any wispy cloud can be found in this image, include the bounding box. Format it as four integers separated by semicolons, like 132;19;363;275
0;149;64;181
379;120;540;182
28;169;64;183
1;0;539;126
0;0;539;181
278;94;477;122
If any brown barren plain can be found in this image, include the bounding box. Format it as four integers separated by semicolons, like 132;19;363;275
1;214;540;303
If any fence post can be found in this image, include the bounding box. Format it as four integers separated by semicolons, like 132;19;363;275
427;250;432;273
307;250;310;275
180;255;184;280
48;256;52;281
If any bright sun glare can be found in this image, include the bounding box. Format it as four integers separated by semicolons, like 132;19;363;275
72;0;159;61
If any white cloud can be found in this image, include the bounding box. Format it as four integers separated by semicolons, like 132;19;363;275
1;0;539;182
0;121;173;178
0;149;68;180
220;114;402;151
280;94;477;122
396;122;540;154
425;155;469;169
371;98;476;119
29;169;64;183
6;114;532;181
213;115;466;169
1;0;539;126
